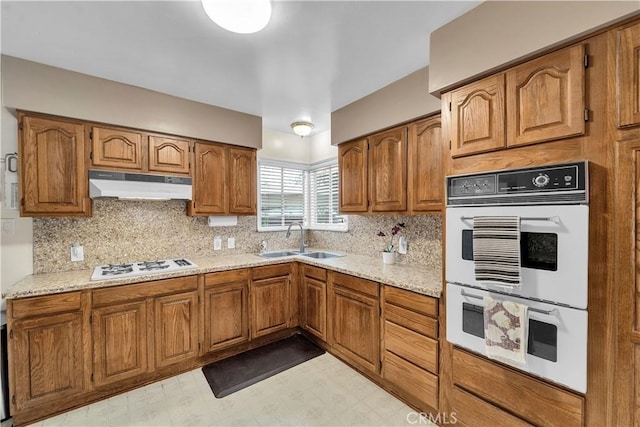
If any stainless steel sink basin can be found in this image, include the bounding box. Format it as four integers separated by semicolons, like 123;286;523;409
300;251;345;259
258;251;298;258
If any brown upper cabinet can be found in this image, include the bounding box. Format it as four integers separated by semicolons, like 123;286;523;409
18;112;91;217
148;135;191;175
91;126;191;175
338;138;368;213
337;125;408;213
448;44;586;157
338;116;444;214
91;126;144;170
408;115;445;212
188;141;257;216
368;126;407;212
506;44;585;147
228;147;257;214
618;21;640;128
450;74;506;157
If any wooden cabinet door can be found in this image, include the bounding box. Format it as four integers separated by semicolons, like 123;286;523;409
154;292;198;369
450;74;506;157
228;147;257;214
91;126;143;170
148;135;190;175
11;313;84;412
506;44;585;147
92;301;148;387
368;126;407;212
618;22;640;128
302;275;327;341
190;141;227;215
19;113;90;216
328;273;380;374
338;138;368;212
203;279;249;353
250;275;291;339
408;115;445;212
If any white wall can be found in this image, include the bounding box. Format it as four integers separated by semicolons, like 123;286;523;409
0;108;33;307
259;129;337;165
331;67;440;145
429;1;640;94
2;56;263;148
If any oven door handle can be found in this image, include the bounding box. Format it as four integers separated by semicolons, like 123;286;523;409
460;289;559;317
460;216;561;224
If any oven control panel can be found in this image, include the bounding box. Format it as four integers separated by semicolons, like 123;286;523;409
446;162;588;205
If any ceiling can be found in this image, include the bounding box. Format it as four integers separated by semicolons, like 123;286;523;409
1;1;480;136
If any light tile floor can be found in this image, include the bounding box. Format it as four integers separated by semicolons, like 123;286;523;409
23;353;434;427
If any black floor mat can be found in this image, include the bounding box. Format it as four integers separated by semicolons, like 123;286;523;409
201;334;325;398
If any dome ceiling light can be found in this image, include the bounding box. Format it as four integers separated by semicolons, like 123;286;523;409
291;121;314;138
201;0;272;34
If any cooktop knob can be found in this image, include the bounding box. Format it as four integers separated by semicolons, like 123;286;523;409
533;173;550;187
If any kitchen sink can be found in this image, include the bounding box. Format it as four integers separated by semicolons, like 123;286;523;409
258;251;298;258
300;251;345;259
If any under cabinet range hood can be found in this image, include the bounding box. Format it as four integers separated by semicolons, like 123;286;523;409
89;170;192;200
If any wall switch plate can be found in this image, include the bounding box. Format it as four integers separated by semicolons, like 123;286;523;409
213;236;222;251
398;236;408;255
227;237;235;249
70;244;84;262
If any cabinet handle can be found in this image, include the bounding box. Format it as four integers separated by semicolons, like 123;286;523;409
9;329;13;339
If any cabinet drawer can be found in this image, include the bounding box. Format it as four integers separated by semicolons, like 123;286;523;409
329;271;378;298
383;351;438;410
205;269;249;287
384;320;437;374
92;276;198;306
302;264;327;281
452;348;584;426
384;286;438;317
11;292;82;319
384;303;438;339
252;264;291;280
451;386;532;427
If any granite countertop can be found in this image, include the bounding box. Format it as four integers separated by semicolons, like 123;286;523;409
2;250;442;300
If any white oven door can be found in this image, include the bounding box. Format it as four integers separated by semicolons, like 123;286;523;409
445;204;588;309
446;283;587;393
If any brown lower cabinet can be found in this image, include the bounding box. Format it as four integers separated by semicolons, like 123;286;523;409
381;286;439;411
91;276;199;388
9;263;585;426
8;292;87;414
300;264;327;341
202;269;249;353
250;264;294;338
450;348;584;426
327;271;380;374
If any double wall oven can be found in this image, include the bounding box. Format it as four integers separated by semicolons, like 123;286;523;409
445;162;589;393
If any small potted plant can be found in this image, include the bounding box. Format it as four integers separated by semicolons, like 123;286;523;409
377;222;405;264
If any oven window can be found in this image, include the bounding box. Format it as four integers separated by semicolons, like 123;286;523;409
462;230;558;271
462;303;558;362
528;319;557;362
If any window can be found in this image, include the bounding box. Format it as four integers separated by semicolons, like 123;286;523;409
257;160;347;231
309;163;345;230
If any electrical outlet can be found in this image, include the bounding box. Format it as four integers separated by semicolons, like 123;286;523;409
1;218;15;236
227;237;235;249
70;244;84;262
213;236;222;251
398;236;408;255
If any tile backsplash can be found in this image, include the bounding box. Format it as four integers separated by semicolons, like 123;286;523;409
33;200;442;273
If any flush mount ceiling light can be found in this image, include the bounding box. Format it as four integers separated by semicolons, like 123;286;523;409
201;0;272;34
291;121;314;138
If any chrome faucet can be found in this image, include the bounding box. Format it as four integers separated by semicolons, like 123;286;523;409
286;222;306;253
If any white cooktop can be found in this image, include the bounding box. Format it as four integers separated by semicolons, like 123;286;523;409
90;258;197;281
